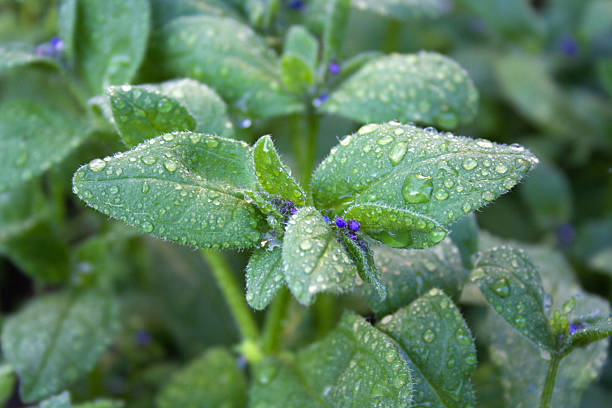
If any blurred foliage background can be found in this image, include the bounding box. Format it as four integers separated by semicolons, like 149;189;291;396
0;0;611;406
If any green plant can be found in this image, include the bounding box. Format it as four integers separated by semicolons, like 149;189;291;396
1;1;611;407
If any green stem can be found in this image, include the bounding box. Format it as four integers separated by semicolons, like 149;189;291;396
383;20;402;53
315;294;335;338
201;249;260;344
539;353;561;408
262;287;290;353
290;111;319;191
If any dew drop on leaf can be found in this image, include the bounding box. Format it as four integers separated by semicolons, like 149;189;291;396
142;221;154;233
462;158;477;170
89;158;107;172
388;142;407;165
300;239;313;251
402;174;433;204
422;329;435;343
490;278;511;298
164;160;178;172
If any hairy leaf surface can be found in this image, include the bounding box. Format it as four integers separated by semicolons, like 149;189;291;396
472;246;553;349
1;290;120;402
377;289;477;407
246;247;285;310
322;53;478;128
282;207;356;305
73;132;267;249
249;312;413;407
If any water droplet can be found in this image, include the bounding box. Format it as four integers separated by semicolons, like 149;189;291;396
142;221;154;233
455;328;471;345
358;124;378;135
164;160;178;172
495;163;508;174
444;179;454;189
423;329;435;343
142;155;157;165
447;356;456;368
430;230;446;244
462;158;477;170
389;142;407;165
516;303;525;313
300;239;312;251
109;185;119;194
482;191;495;201
465;353;477;365
435;190;449;200
462;202;471;213
402;174;433;204
89;159;106;172
377;135;393;145
476;139;493;148
514;316;526;328
162;133;175;141
142;182;149;193
205;138;219;148
490;278;510;298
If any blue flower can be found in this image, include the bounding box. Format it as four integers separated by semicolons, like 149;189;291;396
335;217;347;228
348;220;360;232
288;0;304;10
312;93;329;107
329;62;341;75
322;215;330;223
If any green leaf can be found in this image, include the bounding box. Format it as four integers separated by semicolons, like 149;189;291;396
322;0;350;66
150;0;241;28
322;53;479;129
75;0;151;95
562;317;612;356
1;290;120;402
312;122;538;236
344;204;448;249
0;365;16;406
58;0;77;60
472;246;553;349
0;180;47;242
0;100;90;192
246;247;285;310
249;312;413;407
449;214;479;269
253;135;306;205
519;161;572;229
74;400;124;408
156;79;234;138
39;392;71;408
364;238;466;316
72;132;267;249
151;15;303;118
335;51;383;82
282;207;356;305
596;58;612;98
0;43;58;73
281;54;315;94
457;0;542;37
157;348;247;408
377;289;477;408
351;0;450;20
246;0;280;28
337;232;386;299
284;25;319;69
108;85;197;148
579;0;612;42
0;223;70;283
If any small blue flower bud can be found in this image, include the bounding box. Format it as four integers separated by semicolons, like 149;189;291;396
569;323;577;335
239;118;252;128
50;36;64;51
335;217;346;228
329;62;341;75
322;216;330;223
290;207;297;215
312;93;329;107
348;220;360;232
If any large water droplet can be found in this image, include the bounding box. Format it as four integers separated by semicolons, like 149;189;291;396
358;123;378;135
377;135;393;145
462;158;477;170
142;155;157;165
164;160;178;172
490;278;510;298
435;190;449;201
89;159;106;172
423;329;436;343
514;316;526;328
495;163;508;174
455;328;471;345
300;239;312;251
142;221;154;233
482;191;495;201
389;142;407;165
402;174;433;204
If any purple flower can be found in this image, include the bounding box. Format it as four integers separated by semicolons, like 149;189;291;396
556;223;575;247
348;220;360;232
312;93;329;107
135;330;151;346
290;207;297;215
335;217;347;228
560;35;578;57
288;0;304;10
322;216;330;223
239;118;252;129
49;36;64;51
329;62;341;75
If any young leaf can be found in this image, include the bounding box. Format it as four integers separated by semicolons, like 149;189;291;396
312;122;538;235
75;0;151;95
561;317;612;357
377;289;477;408
249;312;413;407
150;0;241;28
39;392;71;408
352;0;450;20
344;203;448;249
1;290;120;402
364;238;466;316
0;100;90;192
58;0;77;60
337;233;386;299
321;53;478;129
253;135;306;205
322;0;350;67
449;214;479;269
108;85;197;147
151;16;303;118
281;55;315;94
282;207;356;305
72;132;267;249
0;43;58;73
472;246;553;349
284;25;319;70
156;348;247;408
246;247;285;310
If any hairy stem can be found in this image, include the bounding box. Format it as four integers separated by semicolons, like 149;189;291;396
291;110;319;190
262;287;290;353
539;353;561;408
201;249;260;344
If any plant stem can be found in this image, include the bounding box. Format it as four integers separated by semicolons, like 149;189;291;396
384;20;402;53
290;110;319;190
315;293;336;338
201;249;260;344
262;287;290;353
539;353;561;408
